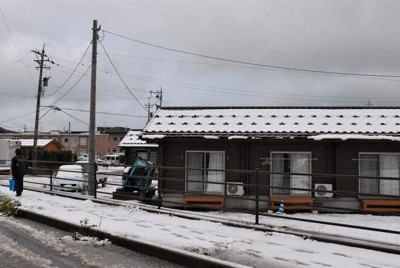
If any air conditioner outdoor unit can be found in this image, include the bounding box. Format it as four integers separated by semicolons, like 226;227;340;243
226;182;245;196
314;184;334;198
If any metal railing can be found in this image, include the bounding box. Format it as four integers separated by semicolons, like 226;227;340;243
1;160;400;221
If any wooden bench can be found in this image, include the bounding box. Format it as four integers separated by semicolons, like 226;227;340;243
360;199;400;212
270;196;314;212
183;195;225;209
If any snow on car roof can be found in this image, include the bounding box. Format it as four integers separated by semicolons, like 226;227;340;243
58;165;83;171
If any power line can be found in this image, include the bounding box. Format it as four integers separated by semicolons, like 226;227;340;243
49;65;91;106
0;108;47;124
39;105;88;125
58;109;88;125
98;39;147;111
0;7;36;83
53;106;146;118
103;30;400;79
42;106;147;118
95;66;400;103
46;42;92;97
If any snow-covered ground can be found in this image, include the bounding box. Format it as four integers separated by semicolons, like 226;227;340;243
1;175;400;268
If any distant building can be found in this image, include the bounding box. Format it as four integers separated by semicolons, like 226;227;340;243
19;139;63;151
98;127;129;154
0;126;129;158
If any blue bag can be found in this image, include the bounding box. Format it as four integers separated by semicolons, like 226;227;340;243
9;178;15;192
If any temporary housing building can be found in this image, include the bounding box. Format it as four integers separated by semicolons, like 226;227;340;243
119;130;158;165
141;106;400;212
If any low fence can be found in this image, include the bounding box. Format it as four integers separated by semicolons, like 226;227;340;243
1;160;400;221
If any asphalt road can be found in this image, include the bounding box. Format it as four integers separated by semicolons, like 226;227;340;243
0;216;182;268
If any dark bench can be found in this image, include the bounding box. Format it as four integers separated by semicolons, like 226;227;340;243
360;199;400;212
183;195;224;209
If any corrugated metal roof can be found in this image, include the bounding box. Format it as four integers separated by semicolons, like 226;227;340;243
142;106;400;139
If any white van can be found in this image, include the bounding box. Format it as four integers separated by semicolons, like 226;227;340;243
53;165;87;192
103;154;121;165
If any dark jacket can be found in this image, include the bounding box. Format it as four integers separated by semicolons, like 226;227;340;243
11;155;28;177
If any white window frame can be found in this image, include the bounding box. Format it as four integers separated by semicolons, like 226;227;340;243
270;151;312;196
79;137;87;145
185;150;225;194
359;152;400;197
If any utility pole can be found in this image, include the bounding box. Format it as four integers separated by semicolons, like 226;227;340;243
32;44;52;163
68;122;71;151
146;87;163;122
157;86;163;108
88;20;100;196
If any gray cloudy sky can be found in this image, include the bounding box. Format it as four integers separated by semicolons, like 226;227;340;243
1;0;400;132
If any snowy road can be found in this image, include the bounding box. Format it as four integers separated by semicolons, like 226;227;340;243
0;216;182;268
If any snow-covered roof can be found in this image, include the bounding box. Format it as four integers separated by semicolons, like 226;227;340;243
19;139;54;147
119;130;158;148
142;106;400;140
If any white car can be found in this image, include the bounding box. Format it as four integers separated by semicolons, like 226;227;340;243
53;165;87;192
75;161;108;187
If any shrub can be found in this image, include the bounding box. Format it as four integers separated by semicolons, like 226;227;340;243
0;195;20;216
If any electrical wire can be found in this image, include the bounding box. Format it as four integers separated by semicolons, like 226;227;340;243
94;67;397;104
0;108;47;124
58;107;147;118
39;106;88;125
49;65;91;106
46;42;92;97
98;39;147;111
58;109;88;125
98;52;400;84
42;106;147;118
103;30;400;79
0;7;36;83
39;106;54;120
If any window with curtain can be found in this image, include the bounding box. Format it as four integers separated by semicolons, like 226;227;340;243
359;153;400;196
271;152;311;196
186;151;224;193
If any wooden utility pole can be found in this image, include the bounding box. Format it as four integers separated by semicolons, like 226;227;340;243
88;20;100;196
32;44;52;163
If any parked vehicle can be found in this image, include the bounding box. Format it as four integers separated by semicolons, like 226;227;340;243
0;139;21;174
53;165;87;192
103;154;123;166
75;161;107;187
77;153;103;162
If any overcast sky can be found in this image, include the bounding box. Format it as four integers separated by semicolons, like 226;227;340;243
1;0;400;132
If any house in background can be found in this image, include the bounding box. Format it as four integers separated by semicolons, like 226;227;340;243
141;106;400;212
119;129;158;165
0;127;129;159
20;139;63;151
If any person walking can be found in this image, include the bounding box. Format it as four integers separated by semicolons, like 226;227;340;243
11;148;28;196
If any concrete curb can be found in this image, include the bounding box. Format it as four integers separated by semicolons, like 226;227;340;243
17;208;248;268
